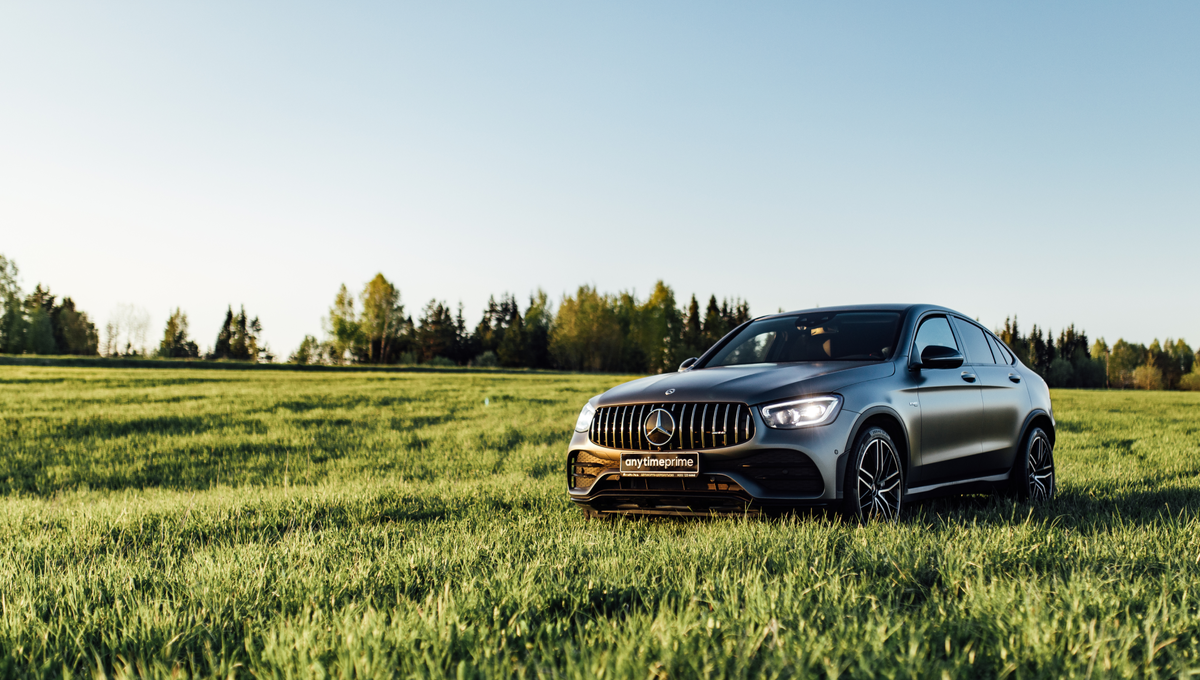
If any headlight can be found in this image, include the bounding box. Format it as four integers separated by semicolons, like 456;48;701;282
574;402;597;432
760;395;842;429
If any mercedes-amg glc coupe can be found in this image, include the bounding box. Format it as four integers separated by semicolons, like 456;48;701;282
566;304;1055;521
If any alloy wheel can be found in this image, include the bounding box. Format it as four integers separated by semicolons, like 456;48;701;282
1027;432;1055;501
857;437;903;521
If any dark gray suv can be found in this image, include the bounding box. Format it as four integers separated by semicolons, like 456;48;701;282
566;304;1055;520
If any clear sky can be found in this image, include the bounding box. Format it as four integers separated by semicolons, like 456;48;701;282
2;2;1197;357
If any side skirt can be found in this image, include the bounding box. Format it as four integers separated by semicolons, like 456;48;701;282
905;472;1011;501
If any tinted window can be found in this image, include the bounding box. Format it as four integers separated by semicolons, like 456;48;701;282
913;316;958;357
952;317;996;364
706;312;902;367
989;334;1012;365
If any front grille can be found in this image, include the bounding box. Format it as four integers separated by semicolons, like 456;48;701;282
709;449;824;495
589;402;754;451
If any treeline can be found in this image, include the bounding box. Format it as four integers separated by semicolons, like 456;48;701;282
999;317;1200;391
0;256;100;356
6;251;1200;388
291;274;749;374
296;276;1200;390
156;306;270;362
0;254;269;362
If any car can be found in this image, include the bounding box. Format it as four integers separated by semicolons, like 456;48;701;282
565;304;1055;521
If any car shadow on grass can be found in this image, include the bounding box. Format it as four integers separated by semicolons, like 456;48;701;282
587;483;1200;530
903;485;1200;531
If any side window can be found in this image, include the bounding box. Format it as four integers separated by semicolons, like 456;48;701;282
913;316;958;358
951;317;996;364
988;334;1012;365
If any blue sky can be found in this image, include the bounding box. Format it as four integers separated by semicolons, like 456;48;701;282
2;2;1197;356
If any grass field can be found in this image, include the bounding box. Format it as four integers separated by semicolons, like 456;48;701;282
1;366;1200;678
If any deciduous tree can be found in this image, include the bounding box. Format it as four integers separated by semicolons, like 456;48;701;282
360;274;407;363
157;308;200;359
550;286;622;372
324;284;364;364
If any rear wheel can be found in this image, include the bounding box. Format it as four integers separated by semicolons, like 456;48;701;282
1011;427;1055;501
842;427;904;522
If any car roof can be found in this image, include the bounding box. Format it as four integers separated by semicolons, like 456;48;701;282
756;303;969;321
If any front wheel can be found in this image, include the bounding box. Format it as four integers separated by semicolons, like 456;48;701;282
1011;427;1055;502
842;427;904;522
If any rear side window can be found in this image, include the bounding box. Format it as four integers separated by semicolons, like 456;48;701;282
951;317;996;365
989;334;1013;365
913;316;958;357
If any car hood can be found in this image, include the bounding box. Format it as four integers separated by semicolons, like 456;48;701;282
595;361;896;407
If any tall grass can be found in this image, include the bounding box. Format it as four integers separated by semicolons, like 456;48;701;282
1;367;1199;678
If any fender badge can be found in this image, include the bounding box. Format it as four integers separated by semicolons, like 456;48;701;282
909;401;919;407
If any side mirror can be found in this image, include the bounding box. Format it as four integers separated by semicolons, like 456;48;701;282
916;345;964;370
678;357;698;371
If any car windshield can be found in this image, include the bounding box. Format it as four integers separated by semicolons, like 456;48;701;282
704;312;902;367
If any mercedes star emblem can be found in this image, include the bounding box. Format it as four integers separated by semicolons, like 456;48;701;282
643;409;676;447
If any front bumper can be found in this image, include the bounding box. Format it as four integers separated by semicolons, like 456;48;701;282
566;407;859;515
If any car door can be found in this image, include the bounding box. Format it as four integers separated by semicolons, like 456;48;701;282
950;318;1032;476
910;314;984;485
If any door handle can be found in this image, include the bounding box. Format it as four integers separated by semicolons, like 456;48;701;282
960;372;977;383
1008;373;1021;383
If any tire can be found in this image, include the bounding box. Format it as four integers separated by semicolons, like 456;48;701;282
842;426;904;522
1011;426;1055;502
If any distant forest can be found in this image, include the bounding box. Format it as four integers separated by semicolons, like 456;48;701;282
3;254;1198;390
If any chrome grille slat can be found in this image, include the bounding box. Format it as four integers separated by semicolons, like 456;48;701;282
630;404;638;450
638;404;648;450
588;402;753;451
624;405;633;453
673;404;682;449
691;404;699;449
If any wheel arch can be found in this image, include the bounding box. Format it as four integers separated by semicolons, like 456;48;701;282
1019;409;1056;450
838;407;912;495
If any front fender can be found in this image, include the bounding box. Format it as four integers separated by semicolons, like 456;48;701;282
837;405;916;498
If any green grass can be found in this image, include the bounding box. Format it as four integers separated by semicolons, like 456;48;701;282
1;367;1199;678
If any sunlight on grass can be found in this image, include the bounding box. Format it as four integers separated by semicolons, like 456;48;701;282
1;367;1199;677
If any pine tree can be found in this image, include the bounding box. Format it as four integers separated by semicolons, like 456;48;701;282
453;303;469;365
213;307;234;359
701;295;726;349
54;298;99;355
682;295;702;354
473;296;500;355
0;254;22;354
523;290;553;369
416;300;456;362
497;313;525;367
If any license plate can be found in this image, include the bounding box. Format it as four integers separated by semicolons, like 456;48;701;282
619;452;700;477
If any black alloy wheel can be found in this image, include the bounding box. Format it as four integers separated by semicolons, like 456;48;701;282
1013;427;1055;502
843;427;904;522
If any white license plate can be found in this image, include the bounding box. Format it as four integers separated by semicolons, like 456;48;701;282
619;452;699;477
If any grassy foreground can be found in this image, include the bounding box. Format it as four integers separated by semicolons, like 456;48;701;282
1;367;1199;678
